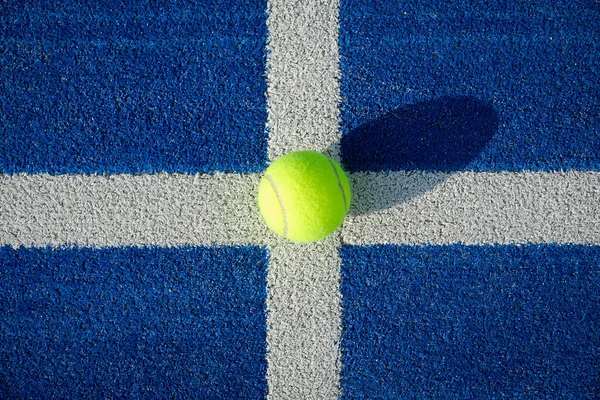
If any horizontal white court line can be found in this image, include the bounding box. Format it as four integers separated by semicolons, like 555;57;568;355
344;170;600;245
1;171;599;248
0;172;267;248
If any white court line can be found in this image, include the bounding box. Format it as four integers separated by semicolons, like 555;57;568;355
265;0;344;398
266;0;342;161
344;171;600;245
0;172;266;247
2;171;599;248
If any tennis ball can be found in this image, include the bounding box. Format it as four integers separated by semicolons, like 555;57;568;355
258;150;352;243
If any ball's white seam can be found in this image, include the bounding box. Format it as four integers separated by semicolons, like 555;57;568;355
265;174;288;238
328;159;348;213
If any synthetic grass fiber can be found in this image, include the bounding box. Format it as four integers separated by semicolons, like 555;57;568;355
340;244;599;398
1;0;599;398
0;0;268;174
0;245;268;398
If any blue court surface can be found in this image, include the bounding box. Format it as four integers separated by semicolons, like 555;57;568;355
0;245;268;398
339;0;600;172
340;244;600;399
0;0;268;175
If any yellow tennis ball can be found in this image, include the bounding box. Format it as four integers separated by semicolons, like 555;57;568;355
258;150;352;243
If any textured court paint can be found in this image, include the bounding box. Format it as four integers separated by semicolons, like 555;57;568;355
266;0;342;160
0;0;269;174
343;171;600;245
2;170;598;248
265;0;344;396
0;173;267;247
0;245;268;398
265;237;343;399
339;0;600;172
340;244;600;399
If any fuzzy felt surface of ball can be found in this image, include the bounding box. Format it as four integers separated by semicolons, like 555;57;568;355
258;151;352;243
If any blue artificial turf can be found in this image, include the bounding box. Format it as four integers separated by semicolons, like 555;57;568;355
339;0;600;172
0;0;268;175
0;245;268;399
340;244;600;399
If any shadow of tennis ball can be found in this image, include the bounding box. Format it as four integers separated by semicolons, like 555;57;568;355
337;96;499;215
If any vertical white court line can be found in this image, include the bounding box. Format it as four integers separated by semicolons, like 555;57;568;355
265;236;343;399
265;0;344;398
266;0;342;161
